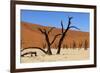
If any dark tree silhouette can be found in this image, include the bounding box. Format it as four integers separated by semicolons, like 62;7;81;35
38;28;52;55
21;27;61;55
38;27;61;55
56;17;80;54
21;16;80;55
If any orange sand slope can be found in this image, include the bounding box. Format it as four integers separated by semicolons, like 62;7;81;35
21;22;89;49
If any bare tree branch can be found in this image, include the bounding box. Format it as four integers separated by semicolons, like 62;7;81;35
61;20;64;33
41;28;52;55
67;17;73;27
50;33;62;45
48;27;55;34
69;26;80;30
38;28;44;33
43;29;47;33
57;16;80;54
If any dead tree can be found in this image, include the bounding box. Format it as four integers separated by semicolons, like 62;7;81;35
84;40;88;50
63;44;68;49
21;27;61;55
72;40;76;49
21;17;80;55
78;41;83;50
38;27;61;55
57;17;80;54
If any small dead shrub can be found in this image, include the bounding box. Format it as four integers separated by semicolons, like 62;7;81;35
84;40;88;50
63;44;68;49
72;40;76;49
78;41;83;50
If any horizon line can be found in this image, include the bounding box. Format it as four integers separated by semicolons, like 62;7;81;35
21;21;89;33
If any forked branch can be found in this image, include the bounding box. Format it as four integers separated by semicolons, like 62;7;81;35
48;27;55;34
38;27;52;55
50;33;62;45
57;16;80;54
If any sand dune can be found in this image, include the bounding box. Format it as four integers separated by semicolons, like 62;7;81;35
21;22;90;63
21;22;89;49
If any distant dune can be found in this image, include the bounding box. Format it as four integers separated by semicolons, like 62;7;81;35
21;22;89;49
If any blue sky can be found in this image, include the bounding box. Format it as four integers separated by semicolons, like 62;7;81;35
21;10;90;32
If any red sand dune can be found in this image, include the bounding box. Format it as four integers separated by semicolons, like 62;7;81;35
21;22;89;49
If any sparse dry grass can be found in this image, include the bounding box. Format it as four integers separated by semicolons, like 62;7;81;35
21;48;89;63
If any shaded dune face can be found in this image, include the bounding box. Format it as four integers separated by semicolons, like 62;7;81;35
21;22;89;49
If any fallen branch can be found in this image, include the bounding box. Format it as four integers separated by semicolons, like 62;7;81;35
21;47;47;54
21;51;37;57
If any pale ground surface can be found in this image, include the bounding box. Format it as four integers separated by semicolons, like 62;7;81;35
21;48;89;63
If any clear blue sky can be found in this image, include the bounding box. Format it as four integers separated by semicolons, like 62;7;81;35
21;10;90;32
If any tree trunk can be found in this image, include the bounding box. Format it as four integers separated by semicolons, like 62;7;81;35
47;46;52;55
57;33;66;54
45;32;52;55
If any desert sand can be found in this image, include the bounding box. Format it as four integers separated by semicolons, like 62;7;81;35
21;22;89;63
21;48;89;63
